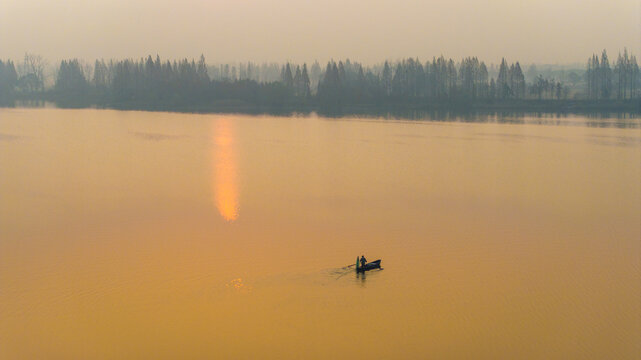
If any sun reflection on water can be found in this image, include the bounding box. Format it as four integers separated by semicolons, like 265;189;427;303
213;118;239;221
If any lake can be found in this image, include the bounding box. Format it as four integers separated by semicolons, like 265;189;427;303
1;108;639;359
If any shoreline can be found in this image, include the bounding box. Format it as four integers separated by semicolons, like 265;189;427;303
3;98;640;119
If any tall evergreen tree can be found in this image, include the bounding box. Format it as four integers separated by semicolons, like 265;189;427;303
600;50;612;99
0;60;18;103
293;65;302;96
510;62;525;98
497;58;510;99
381;61;392;96
301;64;311;98
282;63;294;89
197;54;209;83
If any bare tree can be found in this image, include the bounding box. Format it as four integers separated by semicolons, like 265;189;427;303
19;53;47;92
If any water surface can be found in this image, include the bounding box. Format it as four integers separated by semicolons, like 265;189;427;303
1;109;639;359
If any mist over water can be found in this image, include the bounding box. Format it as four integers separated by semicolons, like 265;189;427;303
1;108;639;359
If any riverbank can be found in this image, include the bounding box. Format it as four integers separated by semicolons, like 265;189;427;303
4;95;641;119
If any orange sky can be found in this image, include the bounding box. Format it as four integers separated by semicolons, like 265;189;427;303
1;0;639;64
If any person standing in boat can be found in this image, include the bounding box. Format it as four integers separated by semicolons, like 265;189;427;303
360;255;367;268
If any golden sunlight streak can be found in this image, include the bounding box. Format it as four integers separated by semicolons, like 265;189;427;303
212;118;239;221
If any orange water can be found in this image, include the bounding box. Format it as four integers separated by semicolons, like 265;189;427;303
1;108;639;359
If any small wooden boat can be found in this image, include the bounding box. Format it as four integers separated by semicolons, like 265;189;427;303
356;259;381;273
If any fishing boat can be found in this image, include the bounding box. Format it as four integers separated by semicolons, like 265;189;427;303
356;259;381;273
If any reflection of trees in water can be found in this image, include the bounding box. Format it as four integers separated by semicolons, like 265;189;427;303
330;109;641;129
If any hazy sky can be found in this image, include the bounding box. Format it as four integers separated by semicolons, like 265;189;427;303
1;0;639;65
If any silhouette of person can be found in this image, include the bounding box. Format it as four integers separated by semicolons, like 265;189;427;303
360;255;367;268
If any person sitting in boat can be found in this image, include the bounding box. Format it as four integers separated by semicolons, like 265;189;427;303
360;255;367;268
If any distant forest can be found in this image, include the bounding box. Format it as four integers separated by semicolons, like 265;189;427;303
0;49;639;114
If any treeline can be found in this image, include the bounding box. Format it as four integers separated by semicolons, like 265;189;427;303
317;57;529;107
0;49;639;113
53;55;301;109
586;49;639;100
